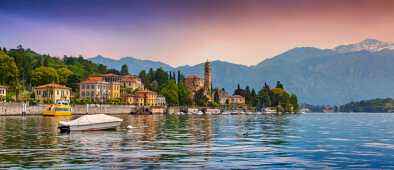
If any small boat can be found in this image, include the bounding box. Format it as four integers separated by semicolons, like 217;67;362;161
43;101;72;116
263;107;277;114
58;114;123;132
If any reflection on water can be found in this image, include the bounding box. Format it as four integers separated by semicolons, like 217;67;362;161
1;113;394;169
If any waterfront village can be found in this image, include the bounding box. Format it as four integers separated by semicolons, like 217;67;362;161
0;47;299;115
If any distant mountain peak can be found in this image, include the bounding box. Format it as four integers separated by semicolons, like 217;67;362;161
334;38;394;53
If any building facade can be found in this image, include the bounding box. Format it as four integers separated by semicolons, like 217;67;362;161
109;82;121;99
34;83;71;103
125;95;144;106
102;73;121;83
227;95;246;106
135;90;158;106
204;60;212;97
0;86;6;102
216;88;228;105
120;75;144;91
79;76;110;103
184;75;204;96
156;96;167;106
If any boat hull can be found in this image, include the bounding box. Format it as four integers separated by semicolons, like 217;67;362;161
43;111;72;116
59;121;122;131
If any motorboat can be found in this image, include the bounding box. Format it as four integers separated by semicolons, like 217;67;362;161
43;100;72;116
58;114;123;132
263;107;277;114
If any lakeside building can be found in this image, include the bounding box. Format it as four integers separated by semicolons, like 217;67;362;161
216;89;229;105
156;96;166;106
184;75;204;96
124;95;144;106
120;75;144;91
79;76;110;103
184;60;213;101
33;83;71;103
204;61;212;100
0;85;6;102
135;89;158;106
109;82;121;99
102;73;121;83
227;95;246;107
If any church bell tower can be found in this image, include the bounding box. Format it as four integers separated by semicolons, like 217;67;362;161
204;60;212;97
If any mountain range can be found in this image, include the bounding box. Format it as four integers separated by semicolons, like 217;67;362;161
88;39;394;105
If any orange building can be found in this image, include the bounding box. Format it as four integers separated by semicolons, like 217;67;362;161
135;89;158;106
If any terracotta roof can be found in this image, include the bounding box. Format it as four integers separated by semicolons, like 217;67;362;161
81;76;106;84
34;83;71;89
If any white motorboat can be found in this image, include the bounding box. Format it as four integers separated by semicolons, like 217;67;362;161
58;114;123;132
263;107;277;114
196;111;204;115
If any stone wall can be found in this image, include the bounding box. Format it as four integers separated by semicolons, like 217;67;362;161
0;103;137;116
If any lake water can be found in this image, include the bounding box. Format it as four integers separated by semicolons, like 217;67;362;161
1;113;394;169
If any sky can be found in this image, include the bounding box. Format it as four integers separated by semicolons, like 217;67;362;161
0;0;393;66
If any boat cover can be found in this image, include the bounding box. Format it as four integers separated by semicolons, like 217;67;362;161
59;114;123;126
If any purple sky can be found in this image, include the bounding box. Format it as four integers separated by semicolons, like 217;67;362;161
1;0;393;66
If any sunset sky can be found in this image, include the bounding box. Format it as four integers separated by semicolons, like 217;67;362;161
0;0;393;66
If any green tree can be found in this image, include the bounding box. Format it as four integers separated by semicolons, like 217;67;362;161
160;80;179;106
31;67;59;86
194;89;209;107
290;94;299;113
121;64;129;75
57;67;73;84
178;83;192;106
0;51;19;87
276;81;284;89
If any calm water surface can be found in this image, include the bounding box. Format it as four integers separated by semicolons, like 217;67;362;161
1;113;394;169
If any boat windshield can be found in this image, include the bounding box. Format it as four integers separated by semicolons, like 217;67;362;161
54;108;71;112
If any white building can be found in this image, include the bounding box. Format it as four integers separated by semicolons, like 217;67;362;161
0;85;6;102
156;96;167;106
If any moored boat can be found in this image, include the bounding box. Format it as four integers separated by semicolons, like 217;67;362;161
58;114;123;132
42;101;72;116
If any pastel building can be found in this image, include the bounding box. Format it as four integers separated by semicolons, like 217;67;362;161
0;85;6;102
110;82;121;99
121;75;144;91
79;76;110;103
102;73;121;83
33;83;71;103
227;95;246;106
135;90;158;106
156;96;167;106
125;95;144;106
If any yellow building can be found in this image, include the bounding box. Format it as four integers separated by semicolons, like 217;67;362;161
125;95;144;106
135;90;158;106
121;75;144;91
110;82;121;99
34;83;71;103
227;95;246;105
